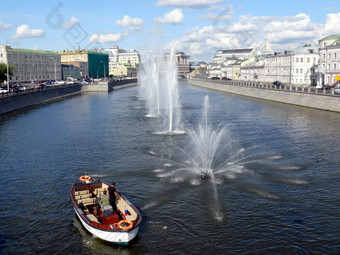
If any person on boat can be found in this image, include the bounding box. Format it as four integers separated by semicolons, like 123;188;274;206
108;182;119;211
99;190;110;207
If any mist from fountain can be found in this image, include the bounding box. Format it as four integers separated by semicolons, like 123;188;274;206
138;48;182;134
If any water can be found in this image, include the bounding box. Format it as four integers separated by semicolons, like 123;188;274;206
138;48;182;134
1;81;340;254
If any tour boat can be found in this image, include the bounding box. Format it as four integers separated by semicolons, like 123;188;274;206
70;175;142;244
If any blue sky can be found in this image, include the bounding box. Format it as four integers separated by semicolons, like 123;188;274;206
0;0;340;61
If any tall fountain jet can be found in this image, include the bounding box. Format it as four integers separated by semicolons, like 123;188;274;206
138;48;182;134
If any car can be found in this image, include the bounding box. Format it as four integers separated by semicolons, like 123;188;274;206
211;77;220;80
273;80;285;88
55;80;65;85
322;84;336;90
0;88;8;93
335;85;340;94
66;80;74;85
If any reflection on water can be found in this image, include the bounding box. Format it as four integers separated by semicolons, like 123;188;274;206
0;82;340;254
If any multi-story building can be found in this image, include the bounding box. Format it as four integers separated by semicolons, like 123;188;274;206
59;50;109;78
117;49;141;67
213;48;255;64
61;60;88;78
61;64;80;80
0;45;61;84
264;46;318;85
318;35;340;85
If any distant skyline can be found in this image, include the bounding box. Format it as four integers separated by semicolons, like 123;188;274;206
0;0;340;61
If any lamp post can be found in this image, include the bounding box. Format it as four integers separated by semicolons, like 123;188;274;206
50;57;56;82
6;57;9;92
100;60;105;79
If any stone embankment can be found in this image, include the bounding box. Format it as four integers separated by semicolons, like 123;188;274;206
188;78;340;113
0;80;137;115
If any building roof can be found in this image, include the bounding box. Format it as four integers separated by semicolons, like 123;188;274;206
6;46;58;55
291;46;318;54
319;35;340;42
220;48;253;54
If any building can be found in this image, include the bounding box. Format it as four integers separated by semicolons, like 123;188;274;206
264;46;318;85
61;61;88;78
61;64;80;80
117;49;141;67
0;45;61;84
318;35;340;85
59;50;109;78
110;63;137;77
213;48;255;64
102;45;141;77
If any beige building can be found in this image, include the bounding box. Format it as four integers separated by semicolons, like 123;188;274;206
110;63;137;77
0;45;61;83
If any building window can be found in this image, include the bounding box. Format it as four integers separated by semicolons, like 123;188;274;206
296;69;298;73
334;63;337;69
328;63;331;69
323;54;326;59
328;53;331;58
296;57;299;63
334;53;337;58
313;57;316;63
323;63;325;68
307;58;310;63
300;69;303;74
300;57;303;62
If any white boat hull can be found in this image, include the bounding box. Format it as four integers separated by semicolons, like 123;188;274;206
74;207;139;244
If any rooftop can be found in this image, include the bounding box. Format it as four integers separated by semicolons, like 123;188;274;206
319;35;340;42
6;46;58;55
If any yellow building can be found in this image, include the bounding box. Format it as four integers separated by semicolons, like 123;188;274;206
110;63;137;77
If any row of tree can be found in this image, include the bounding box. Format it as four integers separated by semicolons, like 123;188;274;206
0;63;13;85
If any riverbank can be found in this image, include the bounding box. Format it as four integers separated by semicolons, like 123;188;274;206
188;78;340;113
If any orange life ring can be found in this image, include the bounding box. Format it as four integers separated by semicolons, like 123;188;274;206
79;175;92;182
117;220;133;230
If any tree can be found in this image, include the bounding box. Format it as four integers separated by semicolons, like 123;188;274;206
0;63;13;84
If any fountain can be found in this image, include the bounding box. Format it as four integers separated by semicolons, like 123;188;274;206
138;48;182;134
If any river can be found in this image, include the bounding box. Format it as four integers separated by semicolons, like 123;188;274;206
0;81;339;254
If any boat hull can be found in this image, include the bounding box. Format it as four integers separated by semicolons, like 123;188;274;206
73;207;139;244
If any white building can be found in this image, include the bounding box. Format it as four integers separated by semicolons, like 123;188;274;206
264;46;318;85
318;35;340;85
0;45;61;84
213;48;255;64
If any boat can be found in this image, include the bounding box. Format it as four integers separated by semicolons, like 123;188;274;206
70;175;142;244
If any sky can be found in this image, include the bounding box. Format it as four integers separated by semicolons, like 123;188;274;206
0;0;340;61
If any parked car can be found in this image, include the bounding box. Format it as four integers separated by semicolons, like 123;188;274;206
0;88;8;93
211;77;220;80
55;80;65;85
335;85;340;94
273;80;284;86
322;84;336;90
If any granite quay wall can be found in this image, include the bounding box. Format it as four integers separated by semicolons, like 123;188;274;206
81;79;137;92
0;84;81;115
188;78;340;113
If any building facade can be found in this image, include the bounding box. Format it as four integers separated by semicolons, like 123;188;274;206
318;35;340;85
0;45;61;83
60;50;109;78
264;46;318;85
61;64;80;80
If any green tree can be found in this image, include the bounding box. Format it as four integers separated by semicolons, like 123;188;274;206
0;63;13;84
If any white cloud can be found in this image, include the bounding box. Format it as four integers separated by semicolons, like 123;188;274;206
89;33;122;44
156;0;223;9
11;24;45;39
116;15;143;30
155;8;184;24
0;20;12;30
61;17;79;29
165;12;340;60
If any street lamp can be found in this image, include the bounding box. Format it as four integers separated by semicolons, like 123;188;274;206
100;60;105;79
50;57;56;82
